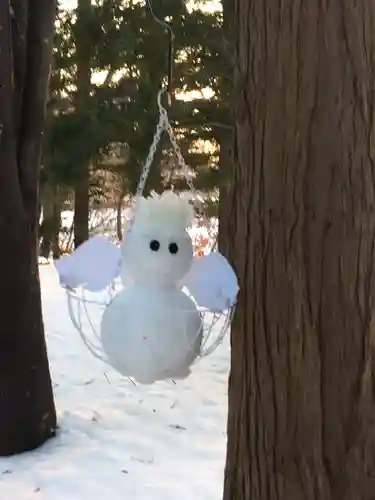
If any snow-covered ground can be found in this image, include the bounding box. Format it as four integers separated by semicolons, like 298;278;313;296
0;265;230;499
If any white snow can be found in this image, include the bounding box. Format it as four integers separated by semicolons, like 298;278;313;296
0;265;230;499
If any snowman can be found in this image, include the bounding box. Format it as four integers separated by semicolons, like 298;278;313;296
101;191;204;383
55;190;239;384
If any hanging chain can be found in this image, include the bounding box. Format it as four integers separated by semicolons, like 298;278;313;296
133;89;207;222
126;1;217;243
134;98;166;199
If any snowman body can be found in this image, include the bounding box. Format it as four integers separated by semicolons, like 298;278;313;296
54;190;239;385
99;191;204;384
101;284;202;384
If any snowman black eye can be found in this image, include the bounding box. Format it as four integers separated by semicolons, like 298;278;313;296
169;242;179;254
150;240;160;251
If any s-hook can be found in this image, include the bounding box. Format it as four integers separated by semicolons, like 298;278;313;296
145;0;175;103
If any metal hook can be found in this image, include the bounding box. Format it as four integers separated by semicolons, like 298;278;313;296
145;0;175;101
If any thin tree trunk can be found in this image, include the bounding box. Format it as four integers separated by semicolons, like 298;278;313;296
73;0;91;248
217;0;234;259
224;2;375;499
0;1;56;456
51;192;61;259
116;188;126;241
39;183;55;259
218;135;234;258
74;167;90;247
39;220;53;259
39;185;61;260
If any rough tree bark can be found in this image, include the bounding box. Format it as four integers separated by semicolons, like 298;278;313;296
224;2;375;500
0;1;57;455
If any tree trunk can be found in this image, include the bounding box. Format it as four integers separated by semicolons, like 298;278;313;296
0;1;56;456
217;0;234;259
218;135;234;258
224;2;375;499
116;188;126;242
39;219;53;259
73;167;90;247
39;184;60;259
51;195;61;260
39;194;61;260
73;0;92;248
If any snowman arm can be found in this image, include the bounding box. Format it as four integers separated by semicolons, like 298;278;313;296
54;235;121;292
182;251;239;311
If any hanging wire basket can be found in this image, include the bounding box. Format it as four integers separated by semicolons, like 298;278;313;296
65;275;234;379
58;88;237;384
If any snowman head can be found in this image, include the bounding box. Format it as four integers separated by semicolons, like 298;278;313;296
122;191;195;285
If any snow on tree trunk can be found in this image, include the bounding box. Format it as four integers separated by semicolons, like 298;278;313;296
0;1;56;455
224;1;375;499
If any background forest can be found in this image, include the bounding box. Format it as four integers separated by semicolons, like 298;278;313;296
40;0;232;255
